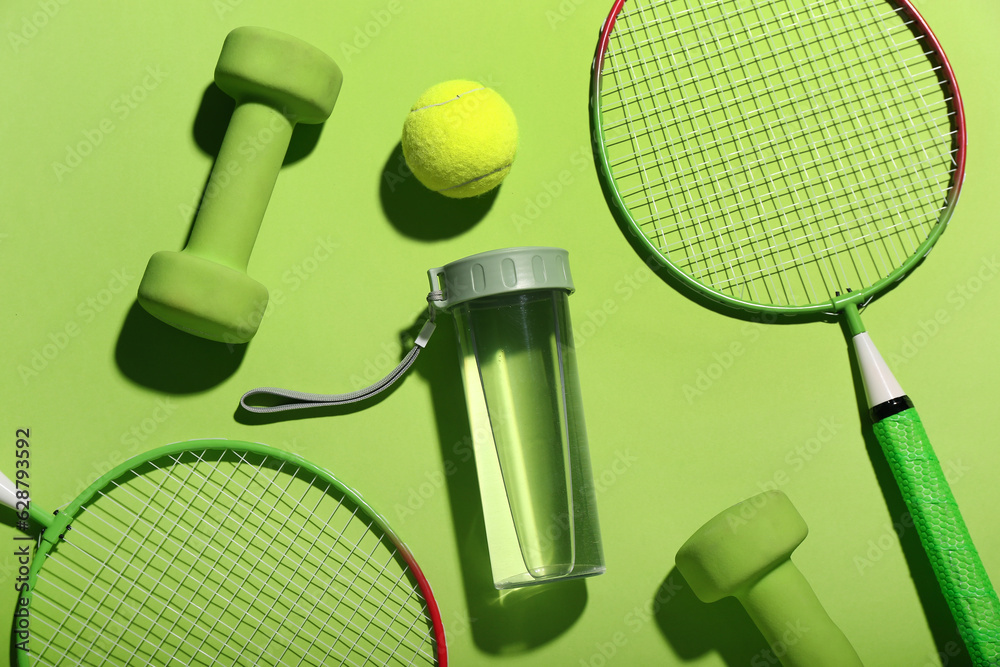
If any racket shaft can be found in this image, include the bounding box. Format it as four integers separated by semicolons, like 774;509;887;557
874;408;1000;664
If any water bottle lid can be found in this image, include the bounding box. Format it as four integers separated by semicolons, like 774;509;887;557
427;247;574;310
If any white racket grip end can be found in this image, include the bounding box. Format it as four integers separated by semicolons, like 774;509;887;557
853;332;905;408
0;468;24;511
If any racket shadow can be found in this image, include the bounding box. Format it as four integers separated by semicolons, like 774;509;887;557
840;320;974;667
411;312;590;654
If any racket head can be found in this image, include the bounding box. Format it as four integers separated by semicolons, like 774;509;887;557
17;439;447;667
591;0;966;316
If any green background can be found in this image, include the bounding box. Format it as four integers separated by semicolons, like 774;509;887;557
2;1;998;665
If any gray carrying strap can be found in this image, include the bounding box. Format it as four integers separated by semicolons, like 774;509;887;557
240;316;437;414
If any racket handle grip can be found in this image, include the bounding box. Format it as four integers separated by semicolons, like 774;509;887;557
873;405;1000;665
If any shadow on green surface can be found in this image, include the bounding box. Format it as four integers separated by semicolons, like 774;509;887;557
589;115;971;662
412;314;588;654
841;322;974;667
379;142;497;241
115;302;246;393
115;81;335;394
192;82;324;166
656;567;771;665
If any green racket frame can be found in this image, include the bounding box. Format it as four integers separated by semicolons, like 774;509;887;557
591;0;998;663
7;439;447;666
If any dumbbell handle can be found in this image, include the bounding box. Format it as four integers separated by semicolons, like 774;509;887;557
185;101;294;272
739;560;863;666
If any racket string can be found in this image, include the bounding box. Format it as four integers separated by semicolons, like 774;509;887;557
127;450;281;666
607;0;925;95
663;156;950;290
30;450;438;666
599;0;958;306
35;458;321;666
603;19;946;205
40;464;422;667
600;0;919;112
32;453;244;666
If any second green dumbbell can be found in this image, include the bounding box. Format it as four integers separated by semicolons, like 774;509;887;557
676;491;863;667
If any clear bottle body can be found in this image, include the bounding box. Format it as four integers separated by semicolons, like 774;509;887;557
453;289;604;588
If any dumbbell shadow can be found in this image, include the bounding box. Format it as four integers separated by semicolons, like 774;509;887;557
116;77;327;394
655;566;772;665
192;82;325;174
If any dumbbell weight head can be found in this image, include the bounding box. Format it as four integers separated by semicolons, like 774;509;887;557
676;491;863;667
138;250;270;342
137;27;342;344
676;490;807;602
215;26;343;123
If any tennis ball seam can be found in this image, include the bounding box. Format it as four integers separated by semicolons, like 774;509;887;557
439;163;512;193
402;80;517;198
410;87;485;113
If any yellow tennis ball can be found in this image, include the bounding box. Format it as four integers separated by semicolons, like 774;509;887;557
401;80;518;198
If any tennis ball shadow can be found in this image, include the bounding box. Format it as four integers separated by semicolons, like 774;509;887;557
840;322;974;666
655;567;771;664
412;315;588;653
115;302;247;393
379;142;498;241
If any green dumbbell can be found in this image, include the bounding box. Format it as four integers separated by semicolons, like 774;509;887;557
138;26;342;343
676;491;863;666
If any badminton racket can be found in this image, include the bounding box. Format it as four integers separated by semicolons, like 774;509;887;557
591;0;998;662
3;439;446;666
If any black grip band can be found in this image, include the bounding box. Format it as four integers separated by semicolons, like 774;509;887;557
871;395;914;423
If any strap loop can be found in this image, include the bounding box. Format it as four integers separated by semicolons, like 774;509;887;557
240;301;438;414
